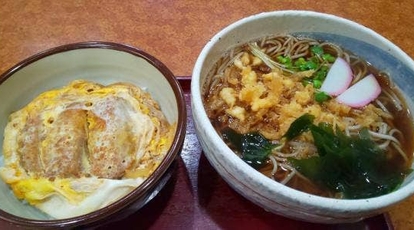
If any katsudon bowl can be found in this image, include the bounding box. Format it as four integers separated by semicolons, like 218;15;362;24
191;11;414;223
0;41;186;229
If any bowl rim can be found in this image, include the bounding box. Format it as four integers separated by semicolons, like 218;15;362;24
191;10;414;216
0;41;187;228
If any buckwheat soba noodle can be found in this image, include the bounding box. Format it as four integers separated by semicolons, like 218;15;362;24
202;35;414;199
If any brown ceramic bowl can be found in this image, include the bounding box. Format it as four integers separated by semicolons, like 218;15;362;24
0;41;186;229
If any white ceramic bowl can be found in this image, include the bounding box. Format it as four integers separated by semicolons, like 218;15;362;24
0;41;186;228
191;10;414;223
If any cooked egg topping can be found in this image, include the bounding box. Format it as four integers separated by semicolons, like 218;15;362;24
0;80;175;218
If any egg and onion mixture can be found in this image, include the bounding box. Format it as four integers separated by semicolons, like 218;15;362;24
0;80;176;219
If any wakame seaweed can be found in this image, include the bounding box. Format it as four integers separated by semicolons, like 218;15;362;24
222;128;277;169
222;113;410;199
282;113;315;140
287;114;411;199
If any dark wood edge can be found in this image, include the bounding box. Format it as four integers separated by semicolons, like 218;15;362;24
176;76;191;92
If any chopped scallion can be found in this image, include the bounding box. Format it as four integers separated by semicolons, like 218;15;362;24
314;91;331;103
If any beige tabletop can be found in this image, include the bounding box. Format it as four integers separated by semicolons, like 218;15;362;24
1;0;414;229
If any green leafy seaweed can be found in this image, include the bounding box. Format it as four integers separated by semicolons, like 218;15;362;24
287;114;411;199
221;113;411;199
282;113;315;140
222;128;278;169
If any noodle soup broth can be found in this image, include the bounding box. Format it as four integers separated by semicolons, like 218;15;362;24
202;35;414;199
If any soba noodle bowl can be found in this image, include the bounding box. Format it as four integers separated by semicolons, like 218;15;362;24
202;35;414;199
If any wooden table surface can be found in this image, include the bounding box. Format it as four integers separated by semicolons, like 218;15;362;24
1;1;414;229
